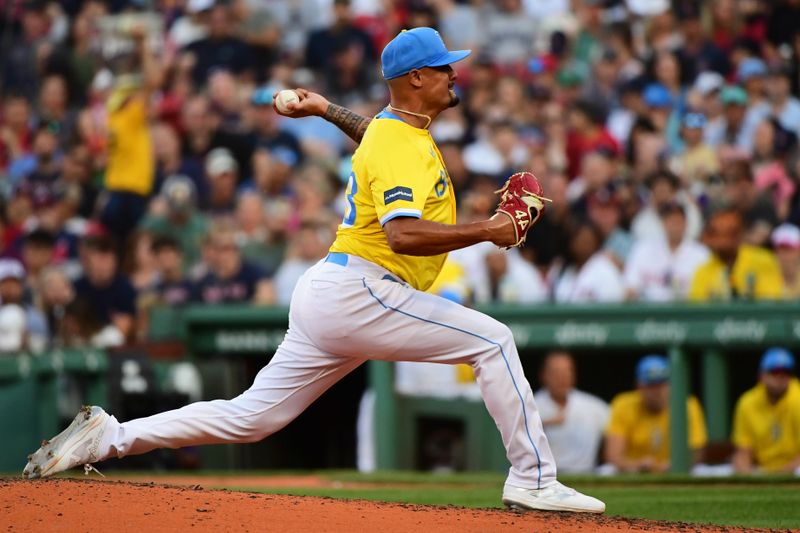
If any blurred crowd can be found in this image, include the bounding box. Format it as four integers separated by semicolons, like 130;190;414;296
1;0;800;352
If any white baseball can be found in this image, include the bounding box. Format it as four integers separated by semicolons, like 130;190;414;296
275;90;300;114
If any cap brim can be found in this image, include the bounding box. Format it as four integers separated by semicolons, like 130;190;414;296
427;49;471;68
763;365;794;372
639;378;669;386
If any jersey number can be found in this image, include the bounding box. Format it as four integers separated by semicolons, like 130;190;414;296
342;171;358;227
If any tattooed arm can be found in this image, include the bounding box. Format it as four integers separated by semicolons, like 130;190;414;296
323;102;371;144
272;88;372;143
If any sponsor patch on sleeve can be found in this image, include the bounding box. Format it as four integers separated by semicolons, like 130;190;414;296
383;186;414;205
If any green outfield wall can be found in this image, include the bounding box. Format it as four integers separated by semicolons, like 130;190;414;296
176;301;800;473
3;302;798;473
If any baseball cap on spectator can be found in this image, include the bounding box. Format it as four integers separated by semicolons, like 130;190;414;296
643;83;672;108
251;86;275;106
682;112;707;129
719;85;748;106
205;148;238;176
736;58;768;83
636;355;670;385
771;223;800;250
557;65;586;88
0;259;25;282
162;175;197;213
187;0;215;13
626;0;669;16
760;347;795;373
0;304;25;352
528;55;558;75
271;146;299;168
381;27;471;80
693;72;724;96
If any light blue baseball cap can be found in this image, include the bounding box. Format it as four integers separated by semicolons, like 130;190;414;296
381;27;471;80
682;112;707;129
737;57;768;82
760;347;795;372
643;83;673;108
251;86;275;106
636;355;670;385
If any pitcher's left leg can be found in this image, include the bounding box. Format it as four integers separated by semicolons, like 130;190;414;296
310;277;556;489
324;279;603;512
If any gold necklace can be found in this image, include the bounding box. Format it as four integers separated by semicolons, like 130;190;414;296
387;104;432;129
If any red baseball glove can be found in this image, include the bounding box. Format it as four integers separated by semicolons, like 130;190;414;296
494;171;551;248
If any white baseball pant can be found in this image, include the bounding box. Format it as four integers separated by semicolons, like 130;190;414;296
98;253;557;489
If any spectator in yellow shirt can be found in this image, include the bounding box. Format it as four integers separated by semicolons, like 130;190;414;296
689;207;782;300
671;112;719;186
604;355;708;473
99;25;162;248
732;348;800;474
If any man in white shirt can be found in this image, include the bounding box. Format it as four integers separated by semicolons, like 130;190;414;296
631;170;702;243
169;0;211;49
764;67;800;139
625;201;709;301
477;248;548;304
273;224;332;305
534;351;609;474
554;222;625;303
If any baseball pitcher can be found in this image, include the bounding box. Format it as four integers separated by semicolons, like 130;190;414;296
24;28;604;513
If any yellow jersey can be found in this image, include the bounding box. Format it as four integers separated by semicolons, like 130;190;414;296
427;259;469;304
606;390;708;463
330;110;456;290
105;94;154;196
732;378;800;472
689;244;782;300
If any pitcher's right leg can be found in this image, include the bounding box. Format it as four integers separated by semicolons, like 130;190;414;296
103;334;363;458
23;328;363;477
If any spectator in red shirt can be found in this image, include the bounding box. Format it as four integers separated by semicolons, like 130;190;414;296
566;99;619;180
0;95;33;171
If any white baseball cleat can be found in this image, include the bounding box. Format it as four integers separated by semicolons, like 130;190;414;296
502;481;606;513
22;405;110;479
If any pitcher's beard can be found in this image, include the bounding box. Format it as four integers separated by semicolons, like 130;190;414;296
448;91;460;108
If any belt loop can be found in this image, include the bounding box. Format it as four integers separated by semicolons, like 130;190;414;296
325;252;349;267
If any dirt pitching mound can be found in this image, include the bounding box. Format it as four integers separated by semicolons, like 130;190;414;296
0;478;771;532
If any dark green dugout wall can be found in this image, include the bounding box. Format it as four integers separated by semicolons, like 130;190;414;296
2;302;797;473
